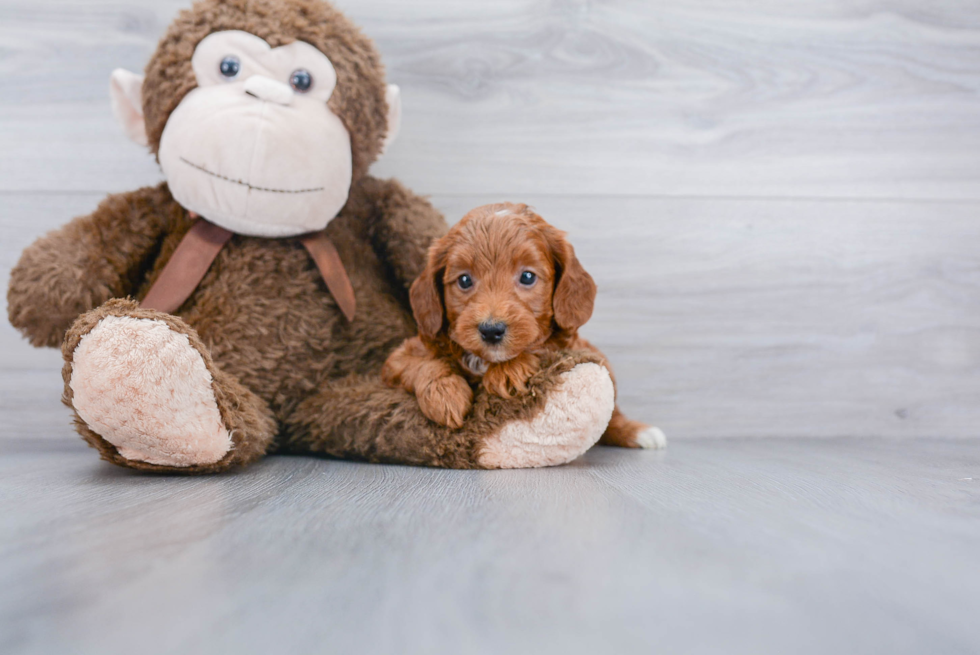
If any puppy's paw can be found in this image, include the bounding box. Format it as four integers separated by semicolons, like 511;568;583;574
381;336;427;388
636;426;668;449
599;414;668;449
483;353;539;398
418;374;474;429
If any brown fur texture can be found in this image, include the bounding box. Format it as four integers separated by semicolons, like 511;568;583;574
62;298;277;474
6;0;620;473
383;203;649;447
287;348;605;468
9;176;452;469
380;335;473;429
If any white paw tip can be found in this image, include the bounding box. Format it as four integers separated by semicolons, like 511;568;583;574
636;426;667;449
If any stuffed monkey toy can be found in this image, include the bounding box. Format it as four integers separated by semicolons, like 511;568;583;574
7;0;626;473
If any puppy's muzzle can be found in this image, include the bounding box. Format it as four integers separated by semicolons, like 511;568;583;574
478;321;507;345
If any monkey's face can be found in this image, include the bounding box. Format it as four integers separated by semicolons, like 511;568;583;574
152;31;351;237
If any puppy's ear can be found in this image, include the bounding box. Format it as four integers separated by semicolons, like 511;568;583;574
546;227;597;331
410;238;449;339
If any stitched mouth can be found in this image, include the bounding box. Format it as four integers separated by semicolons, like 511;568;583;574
180;158;324;195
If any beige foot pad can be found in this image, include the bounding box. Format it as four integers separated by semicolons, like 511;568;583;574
69;315;231;467
478;362;615;469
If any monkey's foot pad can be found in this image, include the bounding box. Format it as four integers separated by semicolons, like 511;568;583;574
478;362;616;468
69;315;231;467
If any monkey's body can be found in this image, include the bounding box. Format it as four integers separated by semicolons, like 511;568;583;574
133;179;423;422
6;0;653;474
11;177;619;472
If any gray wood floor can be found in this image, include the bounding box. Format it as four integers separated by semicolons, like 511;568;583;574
3;437;979;655
2;0;980;653
2;0;979;439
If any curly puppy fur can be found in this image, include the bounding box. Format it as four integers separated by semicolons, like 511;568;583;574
383;203;651;447
6;0;619;472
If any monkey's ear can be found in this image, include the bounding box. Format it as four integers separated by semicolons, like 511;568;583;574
380;84;402;155
109;69;148;147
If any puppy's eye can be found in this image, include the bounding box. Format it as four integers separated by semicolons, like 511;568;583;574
219;56;241;78
290;69;313;92
519;271;537;286
457;274;474;290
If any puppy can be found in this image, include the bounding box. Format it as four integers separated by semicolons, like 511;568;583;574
382;203;663;449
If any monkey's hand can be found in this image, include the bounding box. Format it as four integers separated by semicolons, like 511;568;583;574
7;186;175;348
7;230;116;348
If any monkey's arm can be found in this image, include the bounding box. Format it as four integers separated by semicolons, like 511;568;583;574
286;348;614;468
358;176;448;291
7;184;179;348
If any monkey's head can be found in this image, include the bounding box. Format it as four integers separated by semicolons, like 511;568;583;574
110;0;400;237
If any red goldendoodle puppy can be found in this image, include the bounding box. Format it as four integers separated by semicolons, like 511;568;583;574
382;202;662;448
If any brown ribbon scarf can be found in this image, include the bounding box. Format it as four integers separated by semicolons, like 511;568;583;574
140;214;356;322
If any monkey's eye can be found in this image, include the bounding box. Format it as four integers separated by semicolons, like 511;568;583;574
219;56;241;78
519;271;537;286
290;69;313;93
457;274;474;290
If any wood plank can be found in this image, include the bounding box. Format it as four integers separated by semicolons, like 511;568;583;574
435;195;980;439
1;0;979;198
4;192;979;439
1;438;978;654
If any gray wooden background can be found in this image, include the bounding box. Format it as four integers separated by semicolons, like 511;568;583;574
2;0;980;440
4;3;980;654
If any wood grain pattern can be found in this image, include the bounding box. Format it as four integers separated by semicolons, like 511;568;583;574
2;438;979;654
437;195;980;439
3;2;980;652
0;0;978;197
5;193;979;439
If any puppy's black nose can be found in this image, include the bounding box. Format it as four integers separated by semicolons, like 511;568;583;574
478;321;507;345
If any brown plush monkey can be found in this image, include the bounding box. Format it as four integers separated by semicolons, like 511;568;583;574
7;0;650;474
